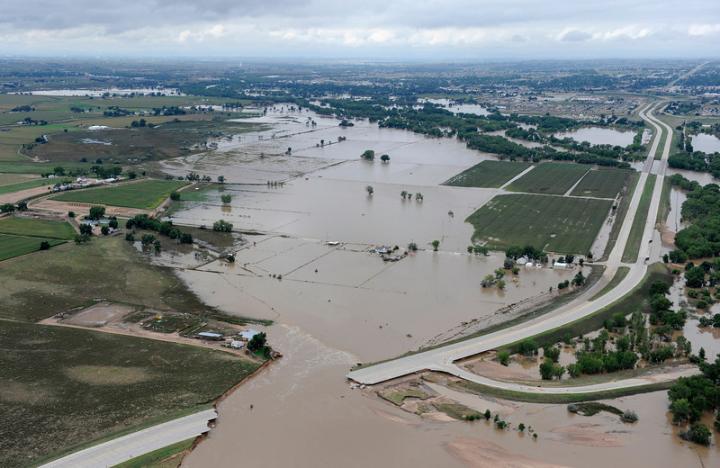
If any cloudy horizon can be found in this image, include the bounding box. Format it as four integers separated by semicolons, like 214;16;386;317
2;0;719;59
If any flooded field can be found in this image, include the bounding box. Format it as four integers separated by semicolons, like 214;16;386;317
555;127;638;147
164;106;718;467
691;133;720;153
180;240;577;362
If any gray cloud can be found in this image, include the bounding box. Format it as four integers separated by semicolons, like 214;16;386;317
0;0;718;58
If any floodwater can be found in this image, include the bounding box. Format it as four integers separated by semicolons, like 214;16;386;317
555;127;637;147
419;98;491;116
169;105;718;467
180;242;577;362
184;322;719;468
691;133;720;154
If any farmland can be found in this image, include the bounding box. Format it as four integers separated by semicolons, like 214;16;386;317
466;193;612;253
0;217;74;261
506;162;589;195
51;179;188;210
0;216;75;239
0;234;65;261
443;160;532;188
569;168;633;199
0;320;260;467
0;178;51;195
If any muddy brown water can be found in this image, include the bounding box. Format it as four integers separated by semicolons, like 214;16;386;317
172;106;718;467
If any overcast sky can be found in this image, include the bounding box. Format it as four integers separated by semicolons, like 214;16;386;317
1;0;719;59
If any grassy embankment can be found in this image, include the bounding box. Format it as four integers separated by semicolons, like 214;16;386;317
113;438;196;468
621;174;657;263
590;266;630;300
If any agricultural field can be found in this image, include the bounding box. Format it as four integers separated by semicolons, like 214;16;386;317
443;160;532;188
0;320;260;467
569;168;633;199
0;178;53;195
466;193;613;253
0;216;75;240
51;179;188;210
0;234;65;261
506;162;589;195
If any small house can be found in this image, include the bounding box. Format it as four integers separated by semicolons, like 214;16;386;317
197;331;223;341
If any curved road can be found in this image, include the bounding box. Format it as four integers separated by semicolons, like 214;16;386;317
347;103;685;390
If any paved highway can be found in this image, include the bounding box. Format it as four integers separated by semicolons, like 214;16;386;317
39;409;216;468
348;103;679;388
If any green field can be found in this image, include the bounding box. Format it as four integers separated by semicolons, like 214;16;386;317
466;194;612;253
0;216;75;240
0;161;96;174
569;168;633;199
51;179;188;209
0;178;53;195
507;162;589;195
443;160;532;188
622;174;656;263
0;234;65;261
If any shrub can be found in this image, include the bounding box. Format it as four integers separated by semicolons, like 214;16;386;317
517;339;538;356
213;219;233;232
682;423;711;446
39;241;50;250
498;350;510;366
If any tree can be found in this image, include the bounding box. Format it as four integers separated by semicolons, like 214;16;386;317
101;226;110;235
170;192;181;201
380;154;390;163
407;242;418;252
682;423;711;446
88;206;106;220
154;239;162;253
401;190;408;199
366;185;374;196
361;149;375;161
213;220;233;232
0;203;15;213
543;346;560;363
431;240;440;251
248;332;268;353
180;233;193;244
39;241;50;250
108;218;119;229
518;339;538;356
74;234;90;244
16;201;27;211
79;224;92;236
539;358;564;380
572;271;586;287
221;194;232;204
685;266;705;288
141;234;156;246
498;350;510;366
68;211;75;218
218;175;225;184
